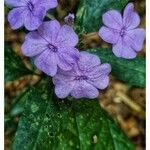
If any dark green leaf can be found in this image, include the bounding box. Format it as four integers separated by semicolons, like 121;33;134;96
75;0;128;33
88;48;145;87
12;80;134;150
10;88;30;117
5;46;32;82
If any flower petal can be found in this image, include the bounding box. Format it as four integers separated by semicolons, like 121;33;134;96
99;26;120;44
54;82;74;99
56;25;79;47
38;20;61;43
34;50;57;76
53;70;75;99
24;7;46;31
8;7;25;30
126;28;145;52
22;31;48;57
78;52;101;71
57;47;80;71
102;10;123;29
71;81;99;99
123;3;140;29
88;64;111;89
35;0;58;10
113;38;137;59
5;0;26;7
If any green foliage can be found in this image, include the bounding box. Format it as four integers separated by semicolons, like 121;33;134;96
10;88;31;117
75;0;128;33
5;46;32;82
88;48;145;87
12;80;134;150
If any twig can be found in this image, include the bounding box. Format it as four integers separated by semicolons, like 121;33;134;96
116;91;145;117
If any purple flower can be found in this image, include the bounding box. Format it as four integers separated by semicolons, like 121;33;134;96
5;0;58;31
99;3;145;59
64;13;75;26
22;20;80;76
53;52;111;99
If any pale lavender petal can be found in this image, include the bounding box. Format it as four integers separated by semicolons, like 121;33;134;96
102;10;123;29
53;71;75;98
113;38;137;59
88;64;111;89
71;81;99;99
56;25;79;47
126;28;145;52
24;7;46;31
99;26;120;44
34;50;57;76
5;0;26;7
89;63;111;76
53;68;75;85
57;47;80;71
78;52;101;70
54;82;74;98
8;7;25;30
93;76;109;90
38;20;61;43
22;31;48;57
123;3;140;29
57;54;73;71
34;0;58;10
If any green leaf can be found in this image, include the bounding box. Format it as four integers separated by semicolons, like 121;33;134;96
12;80;134;150
5;46;32;82
75;0;128;33
88;48;145;87
10;88;31;117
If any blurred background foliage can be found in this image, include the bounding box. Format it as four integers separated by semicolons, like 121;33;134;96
5;0;145;149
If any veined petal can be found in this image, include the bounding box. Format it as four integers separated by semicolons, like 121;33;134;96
57;47;80;71
126;28;145;52
24;7;46;31
22;31;48;57
123;3;140;29
35;0;58;10
38;20;61;43
54;82;74;99
8;7;25;30
88;64;111;89
77;52;101;71
53;68;75;85
71;81;99;99
56;25;79;47
5;0;26;7
34;50;57;76
99;26;120;44
113;38;137;59
102;10;123;29
53;70;75;99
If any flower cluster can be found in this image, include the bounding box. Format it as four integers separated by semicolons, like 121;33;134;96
5;1;145;99
22;19;111;99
